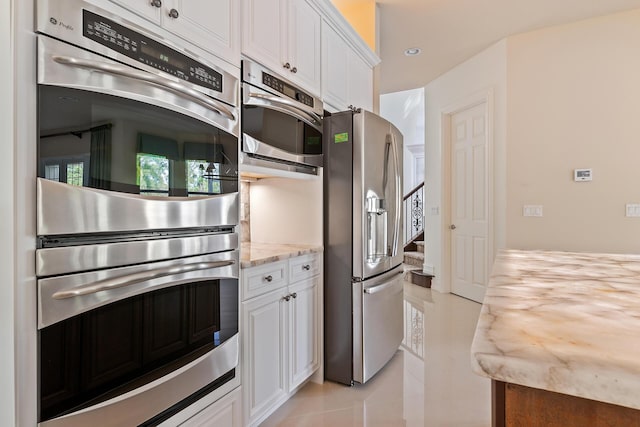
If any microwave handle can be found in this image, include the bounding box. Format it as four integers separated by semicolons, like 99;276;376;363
246;92;323;129
52;55;236;121
51;260;235;299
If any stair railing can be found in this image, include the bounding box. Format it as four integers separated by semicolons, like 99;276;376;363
403;182;424;247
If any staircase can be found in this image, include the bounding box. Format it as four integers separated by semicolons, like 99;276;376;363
403;181;433;287
403;240;433;288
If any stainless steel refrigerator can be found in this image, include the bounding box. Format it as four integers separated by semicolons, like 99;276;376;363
323;109;404;385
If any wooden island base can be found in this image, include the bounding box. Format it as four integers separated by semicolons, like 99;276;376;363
492;380;640;427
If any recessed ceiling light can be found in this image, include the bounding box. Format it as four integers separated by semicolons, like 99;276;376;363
404;47;421;56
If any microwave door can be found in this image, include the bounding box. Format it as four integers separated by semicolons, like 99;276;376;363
242;83;322;132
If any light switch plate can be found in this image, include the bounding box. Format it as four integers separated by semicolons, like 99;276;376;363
523;205;543;217
626;204;640;217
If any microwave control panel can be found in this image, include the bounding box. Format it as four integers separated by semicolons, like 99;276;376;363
262;72;314;108
82;9;222;92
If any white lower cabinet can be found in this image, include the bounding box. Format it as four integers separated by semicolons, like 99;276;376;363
241;253;322;426
180;387;242;427
288;277;319;390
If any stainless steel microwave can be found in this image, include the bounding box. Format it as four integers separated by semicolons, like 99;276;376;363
241;60;323;175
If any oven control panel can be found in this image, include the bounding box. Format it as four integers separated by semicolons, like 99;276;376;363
262;72;314;108
82;9;222;92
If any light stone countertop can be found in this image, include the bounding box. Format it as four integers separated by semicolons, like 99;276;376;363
240;242;323;268
471;249;640;410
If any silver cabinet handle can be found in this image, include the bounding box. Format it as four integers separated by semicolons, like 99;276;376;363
291;292;297;299
283;62;291;69
450;224;456;230
302;264;311;271
52;260;235;299
52;55;235;121
283;295;291;302
291;66;297;74
264;275;273;282
168;8;179;18
151;0;162;7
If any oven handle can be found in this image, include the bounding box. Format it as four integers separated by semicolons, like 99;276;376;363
52;55;236;121
246;92;323;129
51;260;235;300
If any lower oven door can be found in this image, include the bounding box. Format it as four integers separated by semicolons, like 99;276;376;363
38;250;239;426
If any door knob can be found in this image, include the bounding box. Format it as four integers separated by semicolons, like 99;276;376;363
450;224;456;230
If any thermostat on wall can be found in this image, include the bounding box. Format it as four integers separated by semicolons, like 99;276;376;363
574;168;592;182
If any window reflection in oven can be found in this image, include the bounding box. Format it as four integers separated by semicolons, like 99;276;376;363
39;278;238;423
38;86;239;197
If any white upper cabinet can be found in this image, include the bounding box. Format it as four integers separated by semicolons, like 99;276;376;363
241;0;286;71
322;23;349;110
347;48;373;111
109;0;240;65
242;0;321;96
287;0;322;94
322;20;374;112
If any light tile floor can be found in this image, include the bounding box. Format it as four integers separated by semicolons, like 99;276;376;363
261;282;491;426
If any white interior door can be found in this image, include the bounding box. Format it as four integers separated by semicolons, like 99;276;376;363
450;102;488;303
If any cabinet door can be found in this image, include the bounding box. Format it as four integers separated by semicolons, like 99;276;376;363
108;0;162;24
287;0;321;95
242;0;286;73
347;51;373;112
163;0;240;65
288;277;319;390
322;23;349;111
242;290;288;422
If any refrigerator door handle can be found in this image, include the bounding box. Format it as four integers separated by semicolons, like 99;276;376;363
390;133;401;257
364;279;398;295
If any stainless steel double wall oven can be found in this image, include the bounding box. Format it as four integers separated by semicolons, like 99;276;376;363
36;1;240;425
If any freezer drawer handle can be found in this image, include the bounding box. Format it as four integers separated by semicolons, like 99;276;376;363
264;275;273;282
363;279;399;295
302;264;311;271
52;260;235;299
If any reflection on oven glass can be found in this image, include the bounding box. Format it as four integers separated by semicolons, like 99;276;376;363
38;86;238;197
39;278;239;423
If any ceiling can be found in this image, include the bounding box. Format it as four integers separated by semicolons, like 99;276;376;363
376;0;640;94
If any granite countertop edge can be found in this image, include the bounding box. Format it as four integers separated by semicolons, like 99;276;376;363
240;242;324;268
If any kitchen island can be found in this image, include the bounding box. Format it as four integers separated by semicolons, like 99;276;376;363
471;249;640;426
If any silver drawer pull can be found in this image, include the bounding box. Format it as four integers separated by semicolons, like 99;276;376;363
283;295;291;302
168;8;179;18
264;275;273;282
291;292;297;299
302;264;311;271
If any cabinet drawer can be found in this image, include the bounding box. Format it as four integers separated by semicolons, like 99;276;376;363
242;261;287;301
289;253;321;283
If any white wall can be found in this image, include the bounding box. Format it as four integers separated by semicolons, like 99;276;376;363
249;174;324;246
0;0;16;424
423;40;508;293
380;88;425;192
506;8;640;253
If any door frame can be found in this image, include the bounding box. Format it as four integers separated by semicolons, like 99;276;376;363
440;89;494;295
